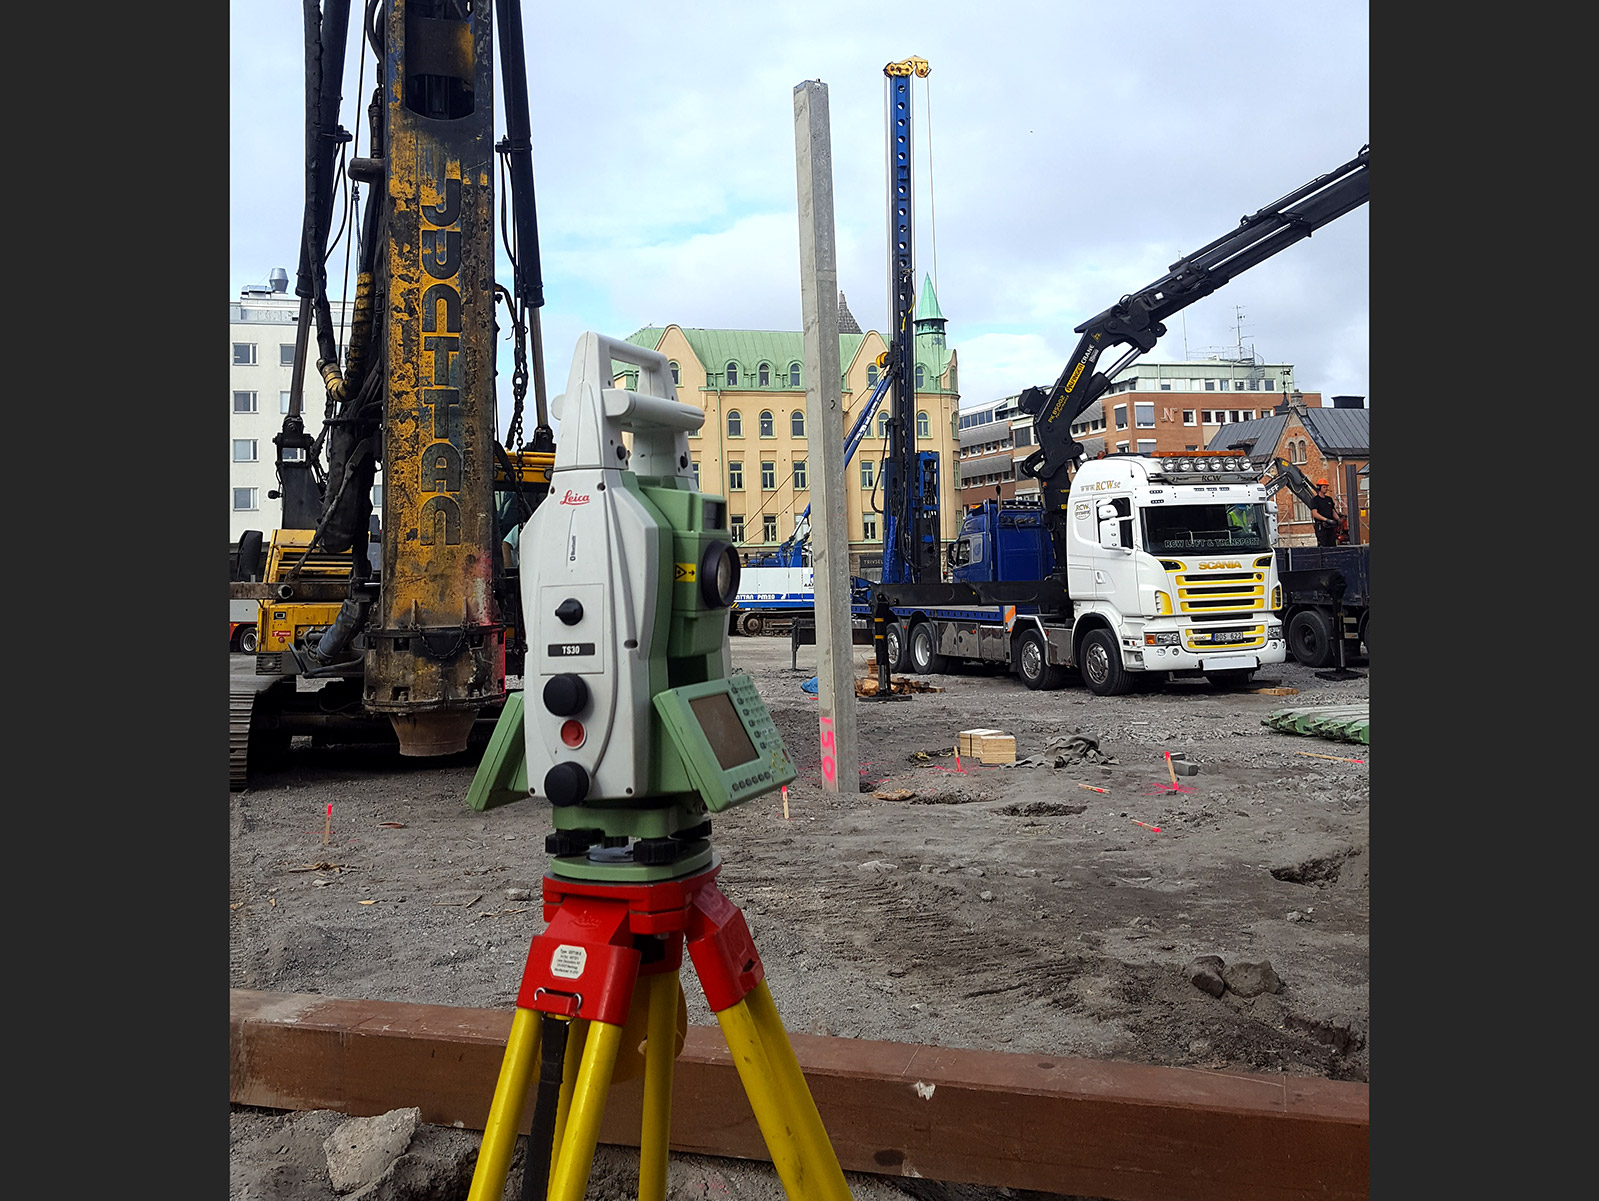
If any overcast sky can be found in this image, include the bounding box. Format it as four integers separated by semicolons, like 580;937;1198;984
231;3;1369;432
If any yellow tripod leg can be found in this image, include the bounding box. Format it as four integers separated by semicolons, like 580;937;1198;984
549;1016;588;1184
546;1019;624;1201
745;982;852;1201
466;1006;543;1201
718;998;822;1201
638;970;680;1201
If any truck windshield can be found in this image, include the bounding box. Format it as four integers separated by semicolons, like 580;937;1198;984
1141;503;1270;554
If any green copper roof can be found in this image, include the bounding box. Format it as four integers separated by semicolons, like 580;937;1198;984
915;274;945;323
622;322;954;392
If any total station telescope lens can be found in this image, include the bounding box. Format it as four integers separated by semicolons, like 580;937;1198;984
700;541;740;609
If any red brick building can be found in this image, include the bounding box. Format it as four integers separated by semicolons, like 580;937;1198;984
1207;393;1370;546
955;357;1319;507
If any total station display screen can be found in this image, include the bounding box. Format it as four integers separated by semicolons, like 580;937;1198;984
689;692;759;770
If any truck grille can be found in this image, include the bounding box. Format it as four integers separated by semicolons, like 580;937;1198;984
1174;569;1267;614
1184;624;1266;651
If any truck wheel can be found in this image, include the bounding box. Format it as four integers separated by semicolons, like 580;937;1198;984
883;622;908;674
1287;609;1334;667
1017;628;1067;691
740;612;764;637
1078;628;1131;696
909;622;948;674
238;626;258;654
1205;668;1257;690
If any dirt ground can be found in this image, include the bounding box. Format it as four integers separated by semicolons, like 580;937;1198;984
229;634;1370;1200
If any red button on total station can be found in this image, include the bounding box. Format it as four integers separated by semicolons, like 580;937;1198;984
560;720;585;748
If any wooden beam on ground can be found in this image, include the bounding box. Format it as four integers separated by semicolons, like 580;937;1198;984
231;989;1367;1201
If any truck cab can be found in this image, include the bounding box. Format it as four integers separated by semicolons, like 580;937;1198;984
1068;453;1285;685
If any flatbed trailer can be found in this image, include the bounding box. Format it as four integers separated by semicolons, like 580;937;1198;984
1275;543;1370;667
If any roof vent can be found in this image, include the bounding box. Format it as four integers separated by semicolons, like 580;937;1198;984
269;267;289;293
1331;394;1366;409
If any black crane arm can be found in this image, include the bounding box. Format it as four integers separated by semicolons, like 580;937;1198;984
1261;456;1320;507
1016;145;1370;503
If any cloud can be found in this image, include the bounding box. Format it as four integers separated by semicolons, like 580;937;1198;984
234;1;1369;422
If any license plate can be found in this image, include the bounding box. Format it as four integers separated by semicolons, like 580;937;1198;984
1214;631;1252;643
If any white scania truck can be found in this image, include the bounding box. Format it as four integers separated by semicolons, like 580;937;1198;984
880;450;1286;694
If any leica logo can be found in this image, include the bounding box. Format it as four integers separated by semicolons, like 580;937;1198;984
560;490;590;505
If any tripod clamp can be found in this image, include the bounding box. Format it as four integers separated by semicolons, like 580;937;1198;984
516;861;761;1025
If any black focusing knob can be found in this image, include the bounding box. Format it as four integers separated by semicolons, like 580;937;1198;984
543;673;589;716
554;598;584;625
543;762;590;807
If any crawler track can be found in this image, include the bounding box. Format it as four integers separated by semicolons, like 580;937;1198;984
229;689;257;790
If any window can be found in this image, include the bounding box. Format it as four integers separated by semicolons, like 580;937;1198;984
761;461;776;490
1227;409;1241;423
1159;383;1171;391
730;515;745;542
1116;441;1129;454
1135;402;1155;428
1204;380;1216;391
759;410;774;437
860;459;875;488
1137;439;1157;455
727;410;743;437
789;362;801;386
282;447;305;462
763;515;778;542
867;363;879;386
728;461;744;490
877;413;891;439
233;439;258;462
233;487;258;511
759;363;771;387
862;514;878;540
280;344;296;367
1234;380;1245;390
1290;497;1310;523
790;409;806;437
1264;379;1274;390
233;343;256;366
726;361;739;386
916;411;930;438
280;390;292;414
793;460;808;489
1114;404;1128;431
668;360;680;385
915;364;926;389
1183;410;1196;426
233;390;257;413
1248;379;1260;391
371;484;384;508
691;460;700;486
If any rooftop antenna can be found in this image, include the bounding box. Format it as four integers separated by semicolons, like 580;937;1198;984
1233;305;1253;363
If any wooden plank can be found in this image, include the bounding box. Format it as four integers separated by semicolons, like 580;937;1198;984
231;989;1368;1201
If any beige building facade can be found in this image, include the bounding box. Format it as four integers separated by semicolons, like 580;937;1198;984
622;285;961;578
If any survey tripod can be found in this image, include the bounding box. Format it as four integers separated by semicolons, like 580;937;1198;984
466;854;853;1201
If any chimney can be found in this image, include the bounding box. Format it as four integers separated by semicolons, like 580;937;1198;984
1331;394;1366;409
